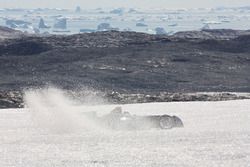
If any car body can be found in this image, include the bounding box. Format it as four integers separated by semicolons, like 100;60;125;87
83;107;184;130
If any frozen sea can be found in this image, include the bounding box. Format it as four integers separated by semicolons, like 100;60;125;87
1;99;250;167
1;8;250;34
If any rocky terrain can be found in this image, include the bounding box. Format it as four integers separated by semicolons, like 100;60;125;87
0;26;23;40
0;27;250;108
172;29;250;40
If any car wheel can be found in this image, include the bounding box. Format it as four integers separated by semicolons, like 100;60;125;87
172;116;184;127
159;115;173;129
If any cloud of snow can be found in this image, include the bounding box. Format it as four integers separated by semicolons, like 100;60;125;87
24;87;105;134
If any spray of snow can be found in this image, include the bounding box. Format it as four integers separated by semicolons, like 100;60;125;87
24;87;106;134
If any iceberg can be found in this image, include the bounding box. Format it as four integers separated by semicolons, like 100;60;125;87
128;8;138;13
97;23;119;31
97;23;111;31
203;20;221;24
6;19;31;29
110;8;124;15
146;28;155;34
123;28;132;31
38;18;50;29
80;29;96;33
136;23;148;27
53;18;67;29
168;23;178;27
155;27;167;35
75;6;81;13
201;24;211;30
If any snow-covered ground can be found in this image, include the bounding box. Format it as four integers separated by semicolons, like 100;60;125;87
1;99;250;167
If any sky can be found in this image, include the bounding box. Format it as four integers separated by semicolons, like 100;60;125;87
0;0;249;9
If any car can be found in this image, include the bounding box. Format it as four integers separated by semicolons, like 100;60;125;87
83;107;184;130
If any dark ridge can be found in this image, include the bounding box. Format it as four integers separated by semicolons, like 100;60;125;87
0;29;250;108
171;58;191;62
0;26;19;33
197;35;250;53
0;26;23;40
0;39;51;56
172;29;250;40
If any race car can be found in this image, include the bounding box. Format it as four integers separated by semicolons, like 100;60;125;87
84;107;184;130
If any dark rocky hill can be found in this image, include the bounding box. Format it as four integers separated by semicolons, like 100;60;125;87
0;26;23;40
1;29;250;108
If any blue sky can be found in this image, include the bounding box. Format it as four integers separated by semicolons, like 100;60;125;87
0;0;249;9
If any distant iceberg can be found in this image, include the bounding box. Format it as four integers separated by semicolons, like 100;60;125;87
221;19;230;23
38;18;50;29
6;19;31;29
137;18;145;22
146;28;155;34
203;20;221;24
201;24;211;30
168;23;178;27
136;23;148;27
80;29;96;33
110;8;124;15
54;18;67;29
128;8;138;13
97;23;119;31
75;6;81;13
123;28;132;31
52;30;71;33
97;23;111;31
155;27;167;35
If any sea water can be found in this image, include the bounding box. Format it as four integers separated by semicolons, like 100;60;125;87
0;8;250;35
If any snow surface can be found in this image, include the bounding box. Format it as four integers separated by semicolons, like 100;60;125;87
1;100;250;167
